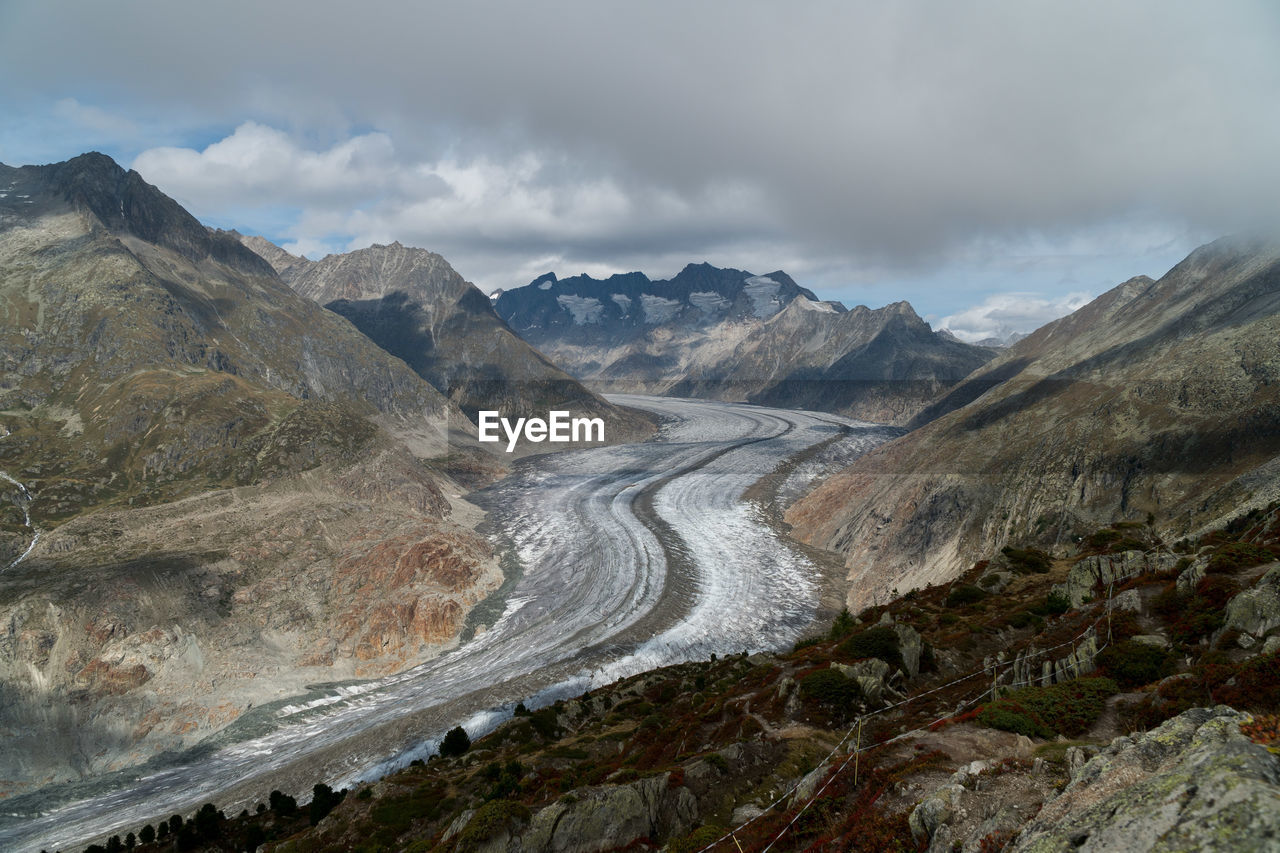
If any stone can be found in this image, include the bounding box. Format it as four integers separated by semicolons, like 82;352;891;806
1175;557;1207;593
832;658;892;703
520;772;697;853
909;784;965;844
894;621;925;678
1107;589;1142;614
1222;564;1280;643
1010;707;1280;852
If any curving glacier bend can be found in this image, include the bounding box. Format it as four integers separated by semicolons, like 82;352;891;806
0;396;891;853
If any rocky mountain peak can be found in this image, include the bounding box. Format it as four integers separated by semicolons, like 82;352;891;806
31;152;275;277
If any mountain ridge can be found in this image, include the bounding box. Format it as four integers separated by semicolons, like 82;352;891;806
235;236;655;444
787;236;1280;609
495;265;992;425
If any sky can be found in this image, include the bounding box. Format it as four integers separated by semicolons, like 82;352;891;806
2;2;1279;341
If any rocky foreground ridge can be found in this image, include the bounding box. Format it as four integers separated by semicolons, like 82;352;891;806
0;154;509;793
64;508;1280;853
788;237;1280;608
494;266;992;425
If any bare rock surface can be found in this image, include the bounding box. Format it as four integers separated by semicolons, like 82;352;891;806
1011;707;1280;852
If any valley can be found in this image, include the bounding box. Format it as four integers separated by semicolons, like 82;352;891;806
0;396;895;853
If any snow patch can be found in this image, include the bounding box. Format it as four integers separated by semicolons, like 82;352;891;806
611;294;633;316
538;280;553;290
689;291;730;314
556;294;605;324
744;276;783;318
641;294;682;324
794;297;839;314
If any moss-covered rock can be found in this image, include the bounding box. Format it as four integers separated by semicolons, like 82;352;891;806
1011;707;1280;852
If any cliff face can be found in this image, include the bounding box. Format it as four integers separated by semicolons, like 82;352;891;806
0;154;502;792
494;265;991;425
787;237;1280;609
242;238;653;446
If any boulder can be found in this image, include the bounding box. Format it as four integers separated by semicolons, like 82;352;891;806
520;772;697;853
894;622;925;678
1222;564;1280;644
832;658;892;703
1107;589;1142;614
908;783;965;844
1175;556;1207;594
1010;707;1280;852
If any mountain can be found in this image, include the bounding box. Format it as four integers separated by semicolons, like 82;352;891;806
0;154;504;791
495;265;992;425
669;297;994;425
236;237;652;442
787;237;1280;609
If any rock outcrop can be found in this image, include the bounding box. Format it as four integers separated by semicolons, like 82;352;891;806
1010;707;1280;852
1222;563;1280;647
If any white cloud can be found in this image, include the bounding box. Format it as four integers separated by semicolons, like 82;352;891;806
939;291;1094;342
53;98;138;138
131;124;780;289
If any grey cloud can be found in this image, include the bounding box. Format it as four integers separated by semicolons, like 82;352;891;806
3;0;1278;295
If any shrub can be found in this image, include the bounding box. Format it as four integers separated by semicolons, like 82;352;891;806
792;635;824;652
977;678;1117;738
1087;529;1122;550
1166;576;1240;644
457;800;531;853
837;626;903;670
1097;640;1175;688
947;584;988;607
1002;546;1052;573
829;607;857;640
439;726;471;758
669;826;727;853
527;707;561;739
1215;650;1280;713
1031;590;1071;616
309;783;344;825
268;790;297;815
1242;713;1280;747
1207;542;1280;574
799;668;862;722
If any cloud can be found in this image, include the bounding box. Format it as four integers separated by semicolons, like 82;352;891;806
132;123;781;287
938;291;1095;342
6;1;1279;299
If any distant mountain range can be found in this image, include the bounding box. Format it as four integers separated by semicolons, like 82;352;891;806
234;236;651;439
787;236;1280;608
496;266;993;425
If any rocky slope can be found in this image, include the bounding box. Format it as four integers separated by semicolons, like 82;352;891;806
788;237;1280;608
65;510;1280;852
495;265;991;425
0;154;504;793
239;237;652;446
